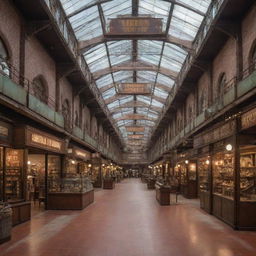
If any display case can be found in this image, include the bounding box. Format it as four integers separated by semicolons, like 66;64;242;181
47;155;61;193
91;163;102;187
47;176;94;210
213;152;234;199
212;151;234;226
5;149;24;202
198;156;211;213
239;147;256;201
155;181;171;205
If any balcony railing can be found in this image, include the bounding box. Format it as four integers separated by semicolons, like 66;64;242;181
149;62;256;162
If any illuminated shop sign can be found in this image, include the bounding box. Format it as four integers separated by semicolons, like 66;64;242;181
31;133;61;150
109;17;163;35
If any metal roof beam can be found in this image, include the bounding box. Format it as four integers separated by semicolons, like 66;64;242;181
93;61;178;80
78;35;193;53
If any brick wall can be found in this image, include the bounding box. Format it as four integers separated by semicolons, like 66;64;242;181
25;37;56;106
242;4;256;71
0;1;21;81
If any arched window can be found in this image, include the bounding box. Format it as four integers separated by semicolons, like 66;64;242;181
62;99;71;131
217;73;226;99
198;89;206;114
0;38;10;76
249;42;256;73
32;76;48;103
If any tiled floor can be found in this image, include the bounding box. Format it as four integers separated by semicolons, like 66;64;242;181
1;179;256;256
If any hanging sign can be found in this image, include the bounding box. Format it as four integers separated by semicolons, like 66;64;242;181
126;126;145;132
128;134;144;139
117;83;151;95
108;17;163;35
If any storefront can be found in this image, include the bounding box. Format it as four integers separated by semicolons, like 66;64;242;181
174;150;198;199
194;113;256;230
13;125;66;213
66;145;91;177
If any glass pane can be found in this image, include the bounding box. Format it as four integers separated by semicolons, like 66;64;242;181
5;149;24;202
213;151;234;199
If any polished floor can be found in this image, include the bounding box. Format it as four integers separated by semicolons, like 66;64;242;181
1;179;256;256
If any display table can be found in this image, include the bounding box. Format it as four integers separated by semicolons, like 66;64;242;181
48;189;94;210
9;201;31;226
103;179;115;189
155;182;171;205
147;178;156;189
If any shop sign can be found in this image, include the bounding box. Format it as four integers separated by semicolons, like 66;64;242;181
117;83;151;95
31;133;61;150
92;152;101;158
128;134;144;139
241;108;256;130
108;17;163;35
194;120;235;148
74;149;90;160
126;126;145;132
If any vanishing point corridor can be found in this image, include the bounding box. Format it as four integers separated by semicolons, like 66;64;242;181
1;179;256;256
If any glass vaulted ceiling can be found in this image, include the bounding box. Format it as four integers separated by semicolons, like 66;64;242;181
60;0;212;152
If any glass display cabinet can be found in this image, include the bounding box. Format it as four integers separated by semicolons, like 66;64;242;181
198;156;211;212
47;176;94;210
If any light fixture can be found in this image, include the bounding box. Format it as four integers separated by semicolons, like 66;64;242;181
185;160;189;164
71;160;75;164
206;160;210;165
225;144;233;151
102;164;105;167
88;164;92;168
177;164;181;168
27;161;31;165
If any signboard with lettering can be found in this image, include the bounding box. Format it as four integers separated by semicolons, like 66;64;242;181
108;17;163;35
194;120;235;148
16;126;67;153
117;83;151;95
241;108;256;130
126;126;145;132
128;134;144;139
68;146;91;160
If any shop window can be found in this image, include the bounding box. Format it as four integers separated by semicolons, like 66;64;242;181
0;38;10;76
32;76;48;104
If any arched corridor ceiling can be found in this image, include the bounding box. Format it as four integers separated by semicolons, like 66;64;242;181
60;0;212;152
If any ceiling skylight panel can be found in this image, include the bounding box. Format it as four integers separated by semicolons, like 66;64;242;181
151;99;164;108
112;71;133;83
119;96;133;104
154;87;168;99
60;0;99;15
156;73;174;87
102;87;116;99
161;55;183;72
69;6;102;40
137;95;151;105
107;100;119;109
112;112;122;119
108;41;132;66
176;0;211;13
137;71;157;83
84;43;109;72
96;74;113;88
169;5;204;40
102;0;132;26
139;0;172;31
